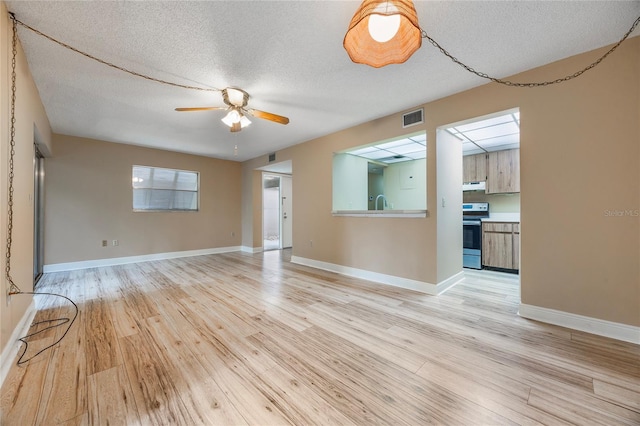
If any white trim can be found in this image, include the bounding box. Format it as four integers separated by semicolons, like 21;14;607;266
241;246;263;254
519;303;640;345
291;256;463;295
43;246;241;273
436;271;465;295
0;300;36;388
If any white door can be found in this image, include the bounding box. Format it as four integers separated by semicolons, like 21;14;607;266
281;175;292;248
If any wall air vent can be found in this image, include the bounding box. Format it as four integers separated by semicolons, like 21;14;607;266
402;108;424;128
268;153;276;162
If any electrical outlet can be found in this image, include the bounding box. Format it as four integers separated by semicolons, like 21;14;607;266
309;240;313;247
101;240;108;247
231;231;235;237
112;240;119;246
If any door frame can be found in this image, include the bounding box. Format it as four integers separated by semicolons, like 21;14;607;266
33;145;45;284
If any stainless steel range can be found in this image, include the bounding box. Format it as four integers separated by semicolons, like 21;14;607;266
463;202;489;269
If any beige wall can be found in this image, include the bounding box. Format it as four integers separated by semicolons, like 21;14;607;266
45;135;242;264
1;2;53;354
242;37;639;327
243;115;438;283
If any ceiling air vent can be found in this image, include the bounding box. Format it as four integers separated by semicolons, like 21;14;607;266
402;108;424;128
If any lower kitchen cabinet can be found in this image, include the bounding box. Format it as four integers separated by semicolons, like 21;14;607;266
513;223;520;268
482;222;520;271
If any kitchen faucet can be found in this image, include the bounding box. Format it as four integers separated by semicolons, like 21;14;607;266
375;194;387;210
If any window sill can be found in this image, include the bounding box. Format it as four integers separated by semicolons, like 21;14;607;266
332;210;427;218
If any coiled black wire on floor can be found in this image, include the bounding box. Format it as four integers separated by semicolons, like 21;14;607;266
10;292;79;365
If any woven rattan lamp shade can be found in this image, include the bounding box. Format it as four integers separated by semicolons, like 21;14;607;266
344;0;421;68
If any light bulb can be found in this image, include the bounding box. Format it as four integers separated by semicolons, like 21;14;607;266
368;2;401;43
226;88;245;107
221;109;241;127
240;115;252;128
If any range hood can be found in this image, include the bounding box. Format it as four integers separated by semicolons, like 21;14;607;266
462;181;486;192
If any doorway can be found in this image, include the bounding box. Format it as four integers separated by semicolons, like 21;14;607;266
263;174;281;250
440;109;521;296
33;146;45;284
262;173;293;250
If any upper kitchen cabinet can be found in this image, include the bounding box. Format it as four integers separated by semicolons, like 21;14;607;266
486;148;520;194
463;153;487;183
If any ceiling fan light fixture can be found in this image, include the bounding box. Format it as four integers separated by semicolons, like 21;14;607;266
344;0;422;68
221;108;241;127
222;108;252;130
223;87;249;107
239;115;252;128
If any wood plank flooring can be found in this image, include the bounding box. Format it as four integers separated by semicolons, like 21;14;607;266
1;250;639;425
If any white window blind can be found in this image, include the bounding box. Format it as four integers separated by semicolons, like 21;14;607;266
132;165;199;211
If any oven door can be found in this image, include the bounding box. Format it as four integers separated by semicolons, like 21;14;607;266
463;220;482;250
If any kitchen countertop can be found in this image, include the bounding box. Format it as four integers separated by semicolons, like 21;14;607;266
481;213;520;222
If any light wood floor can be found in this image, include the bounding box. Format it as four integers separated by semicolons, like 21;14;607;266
1;250;639;425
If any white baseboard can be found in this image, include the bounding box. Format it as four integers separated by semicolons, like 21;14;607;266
290;256;463;295
43;246;242;273
519;303;640;345
0;300;36;388
437;271;465;295
241;246;263;254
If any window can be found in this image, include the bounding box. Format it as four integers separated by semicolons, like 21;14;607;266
132;165;199;211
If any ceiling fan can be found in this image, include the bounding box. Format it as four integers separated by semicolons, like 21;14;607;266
175;87;289;132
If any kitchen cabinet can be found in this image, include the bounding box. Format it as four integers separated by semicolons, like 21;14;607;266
482;221;520;271
463;153;487;183
513;223;520;268
486;149;520;194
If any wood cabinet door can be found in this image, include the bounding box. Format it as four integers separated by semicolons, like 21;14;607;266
463;153;487;183
486;149;520;193
513;231;520;270
483;231;513;269
483;222;513;233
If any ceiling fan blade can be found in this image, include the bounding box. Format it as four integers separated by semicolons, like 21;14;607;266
175;107;226;112
248;109;290;125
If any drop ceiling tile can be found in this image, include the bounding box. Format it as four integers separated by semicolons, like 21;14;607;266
375;138;414;150
477;134;520;148
405;151;427;159
350;146;379;156
462;122;520;142
382;156;412;164
454;115;514;133
359;150;396;160
388;143;425;155
408;133;427;144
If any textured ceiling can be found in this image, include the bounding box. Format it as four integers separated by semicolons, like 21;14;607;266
6;1;640;162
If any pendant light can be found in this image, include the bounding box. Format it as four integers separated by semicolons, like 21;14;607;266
343;0;422;68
